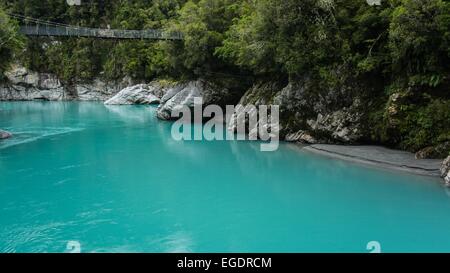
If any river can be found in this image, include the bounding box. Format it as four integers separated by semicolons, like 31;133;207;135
0;102;449;253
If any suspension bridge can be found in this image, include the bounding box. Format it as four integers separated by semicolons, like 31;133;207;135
8;13;183;40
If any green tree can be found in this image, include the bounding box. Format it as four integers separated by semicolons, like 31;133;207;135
389;0;450;87
217;0;340;79
0;7;24;80
162;0;244;78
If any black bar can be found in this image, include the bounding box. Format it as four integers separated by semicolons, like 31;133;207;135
0;253;448;272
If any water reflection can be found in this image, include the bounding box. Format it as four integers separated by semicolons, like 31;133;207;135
105;105;154;123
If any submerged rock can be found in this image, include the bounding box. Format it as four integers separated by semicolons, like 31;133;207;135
104;84;161;105
0;130;12;139
441;156;450;186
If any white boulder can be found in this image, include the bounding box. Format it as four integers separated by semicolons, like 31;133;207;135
104;84;160;105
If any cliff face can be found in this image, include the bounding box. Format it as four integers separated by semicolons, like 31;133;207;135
228;78;367;145
227;76;449;159
0;65;132;101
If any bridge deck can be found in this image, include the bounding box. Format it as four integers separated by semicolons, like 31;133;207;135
20;25;183;40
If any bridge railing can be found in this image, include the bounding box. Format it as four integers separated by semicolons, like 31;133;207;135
19;25;183;40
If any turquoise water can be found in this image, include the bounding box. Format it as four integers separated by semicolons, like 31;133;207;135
0;102;449;253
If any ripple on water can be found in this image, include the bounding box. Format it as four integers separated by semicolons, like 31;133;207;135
0;127;84;150
0;221;77;253
159;231;194;253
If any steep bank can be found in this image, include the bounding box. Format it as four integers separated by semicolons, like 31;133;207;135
0;65;133;101
229;76;449;160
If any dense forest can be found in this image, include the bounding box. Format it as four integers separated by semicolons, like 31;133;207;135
0;0;449;156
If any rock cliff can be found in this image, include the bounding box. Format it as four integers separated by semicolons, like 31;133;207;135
0;65;130;101
228;77;365;144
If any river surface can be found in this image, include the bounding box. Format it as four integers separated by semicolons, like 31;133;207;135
0;102;449;253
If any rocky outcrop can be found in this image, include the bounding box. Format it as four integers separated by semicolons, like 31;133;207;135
156;82;195;120
384;90;414;135
1;65;65;100
75;78;130;101
285;130;317;144
228;76;365;144
0;130;12;139
306;105;362;143
156;79;234;120
104;83;164;105
0;65;128;101
415;142;450;159
441;156;450;186
226;82;281;140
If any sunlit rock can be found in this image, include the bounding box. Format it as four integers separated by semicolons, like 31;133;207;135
156;79;233;121
104;84;160;105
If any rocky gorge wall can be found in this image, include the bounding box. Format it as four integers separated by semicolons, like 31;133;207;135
1;65;448;162
225;77;449;161
0;65;134;101
103;77;450;184
227;79;366;145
